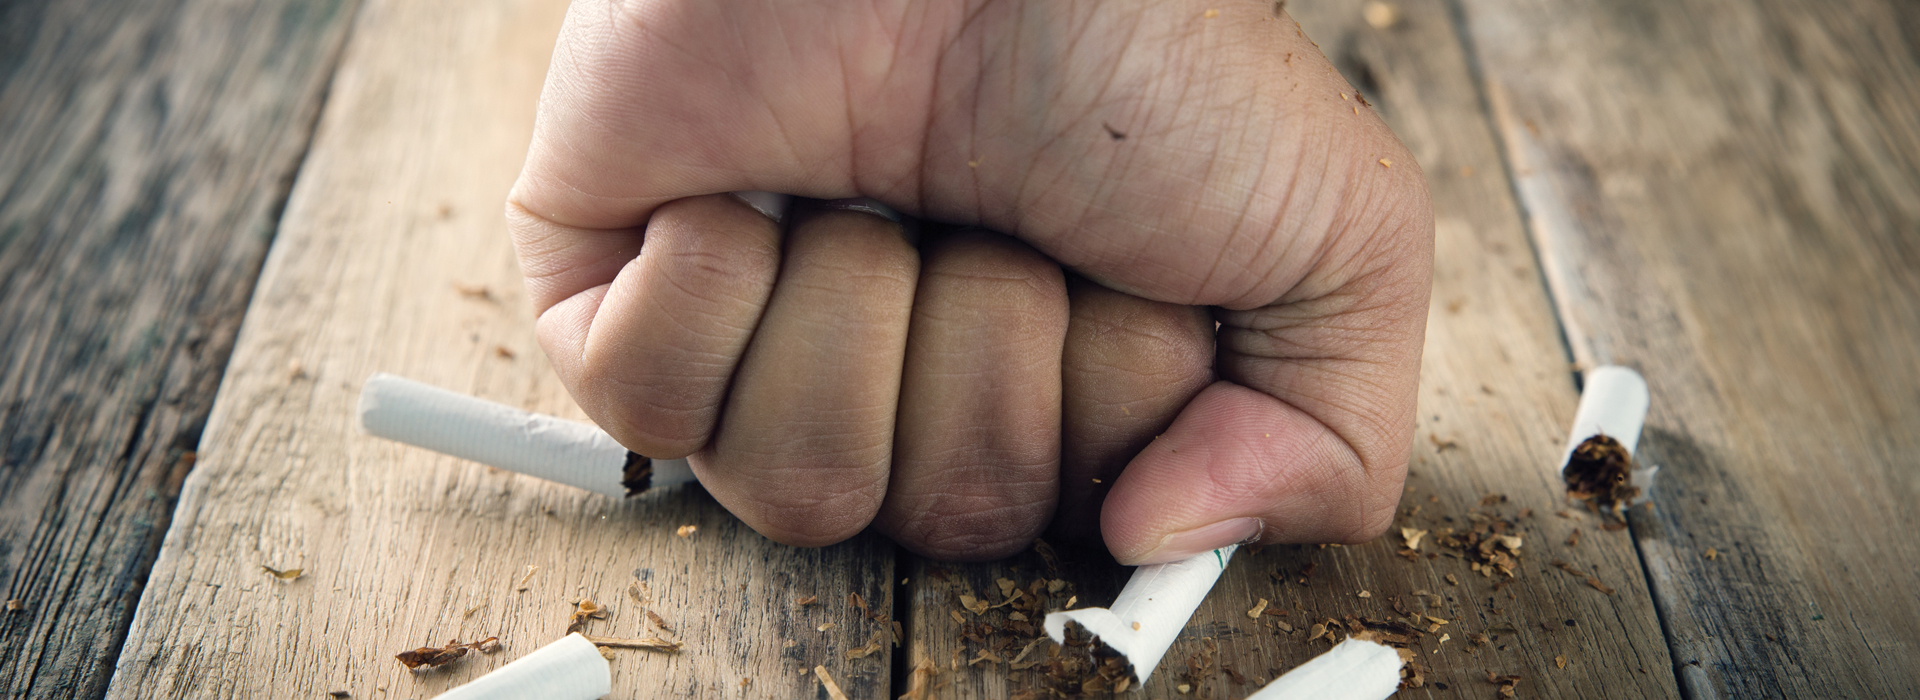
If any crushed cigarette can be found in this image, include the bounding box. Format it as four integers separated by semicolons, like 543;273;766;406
428;633;609;700
1561;366;1655;510
1044;545;1238;684
357;374;696;498
1245;636;1402;699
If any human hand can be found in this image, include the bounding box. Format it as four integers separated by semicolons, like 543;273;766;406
507;0;1432;564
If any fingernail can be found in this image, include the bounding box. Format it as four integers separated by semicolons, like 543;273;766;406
1129;517;1264;566
819;197;903;223
731;191;791;223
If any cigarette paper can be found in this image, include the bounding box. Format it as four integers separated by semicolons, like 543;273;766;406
1043;545;1237;684
1244;636;1402;700
356;373;695;498
430;633;609;700
1560;366;1657;504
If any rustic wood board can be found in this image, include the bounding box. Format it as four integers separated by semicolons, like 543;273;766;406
0;0;356;696
104;0;892;697
1459;0;1920;695
902;1;1678;697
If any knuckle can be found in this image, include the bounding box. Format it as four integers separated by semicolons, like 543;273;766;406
734;459;889;547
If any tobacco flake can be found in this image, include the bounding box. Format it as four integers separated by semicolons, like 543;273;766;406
644;609;674;633
568;599;608;634
261;565;304;581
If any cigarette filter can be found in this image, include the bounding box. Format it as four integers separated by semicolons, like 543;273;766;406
356;373;695;498
430;633;610;700
1043;545;1237;684
1244;636;1402;700
1560;366;1657;504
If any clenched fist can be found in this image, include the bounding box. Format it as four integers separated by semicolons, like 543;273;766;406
507;0;1432;563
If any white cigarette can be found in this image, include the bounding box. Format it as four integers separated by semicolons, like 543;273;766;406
1244;636;1402;700
430;633;610;700
356;373;696;497
1043;545;1237;685
1559;365;1657;505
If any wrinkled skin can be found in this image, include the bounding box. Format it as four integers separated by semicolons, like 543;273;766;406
508;0;1432;564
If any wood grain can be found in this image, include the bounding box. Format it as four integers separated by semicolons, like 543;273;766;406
103;0;892;697
1460;0;1920;696
902;1;1678;696
0;1;355;697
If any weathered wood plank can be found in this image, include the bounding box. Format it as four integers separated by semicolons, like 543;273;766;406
903;1;1678;696
103;0;892;697
1458;0;1920;695
0;1;356;697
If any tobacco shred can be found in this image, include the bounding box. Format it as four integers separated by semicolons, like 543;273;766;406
261;565;304;581
583;634;682;651
620;453;653;496
395;637;500;669
815;665;851;700
1551;559;1617;595
1564;434;1639;514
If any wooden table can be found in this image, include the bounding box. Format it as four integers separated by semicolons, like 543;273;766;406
2;0;1914;697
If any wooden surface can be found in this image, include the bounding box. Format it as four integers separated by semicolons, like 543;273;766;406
903;1;1677;697
103;1;892;698
0;0;355;697
0;0;1900;697
1462;0;1920;696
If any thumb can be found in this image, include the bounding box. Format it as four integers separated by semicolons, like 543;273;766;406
1100;207;1431;565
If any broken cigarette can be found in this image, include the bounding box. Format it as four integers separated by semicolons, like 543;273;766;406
356;373;695;498
1560;366;1656;508
430;633;609;700
1244;636;1402;700
1043;545;1238;685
